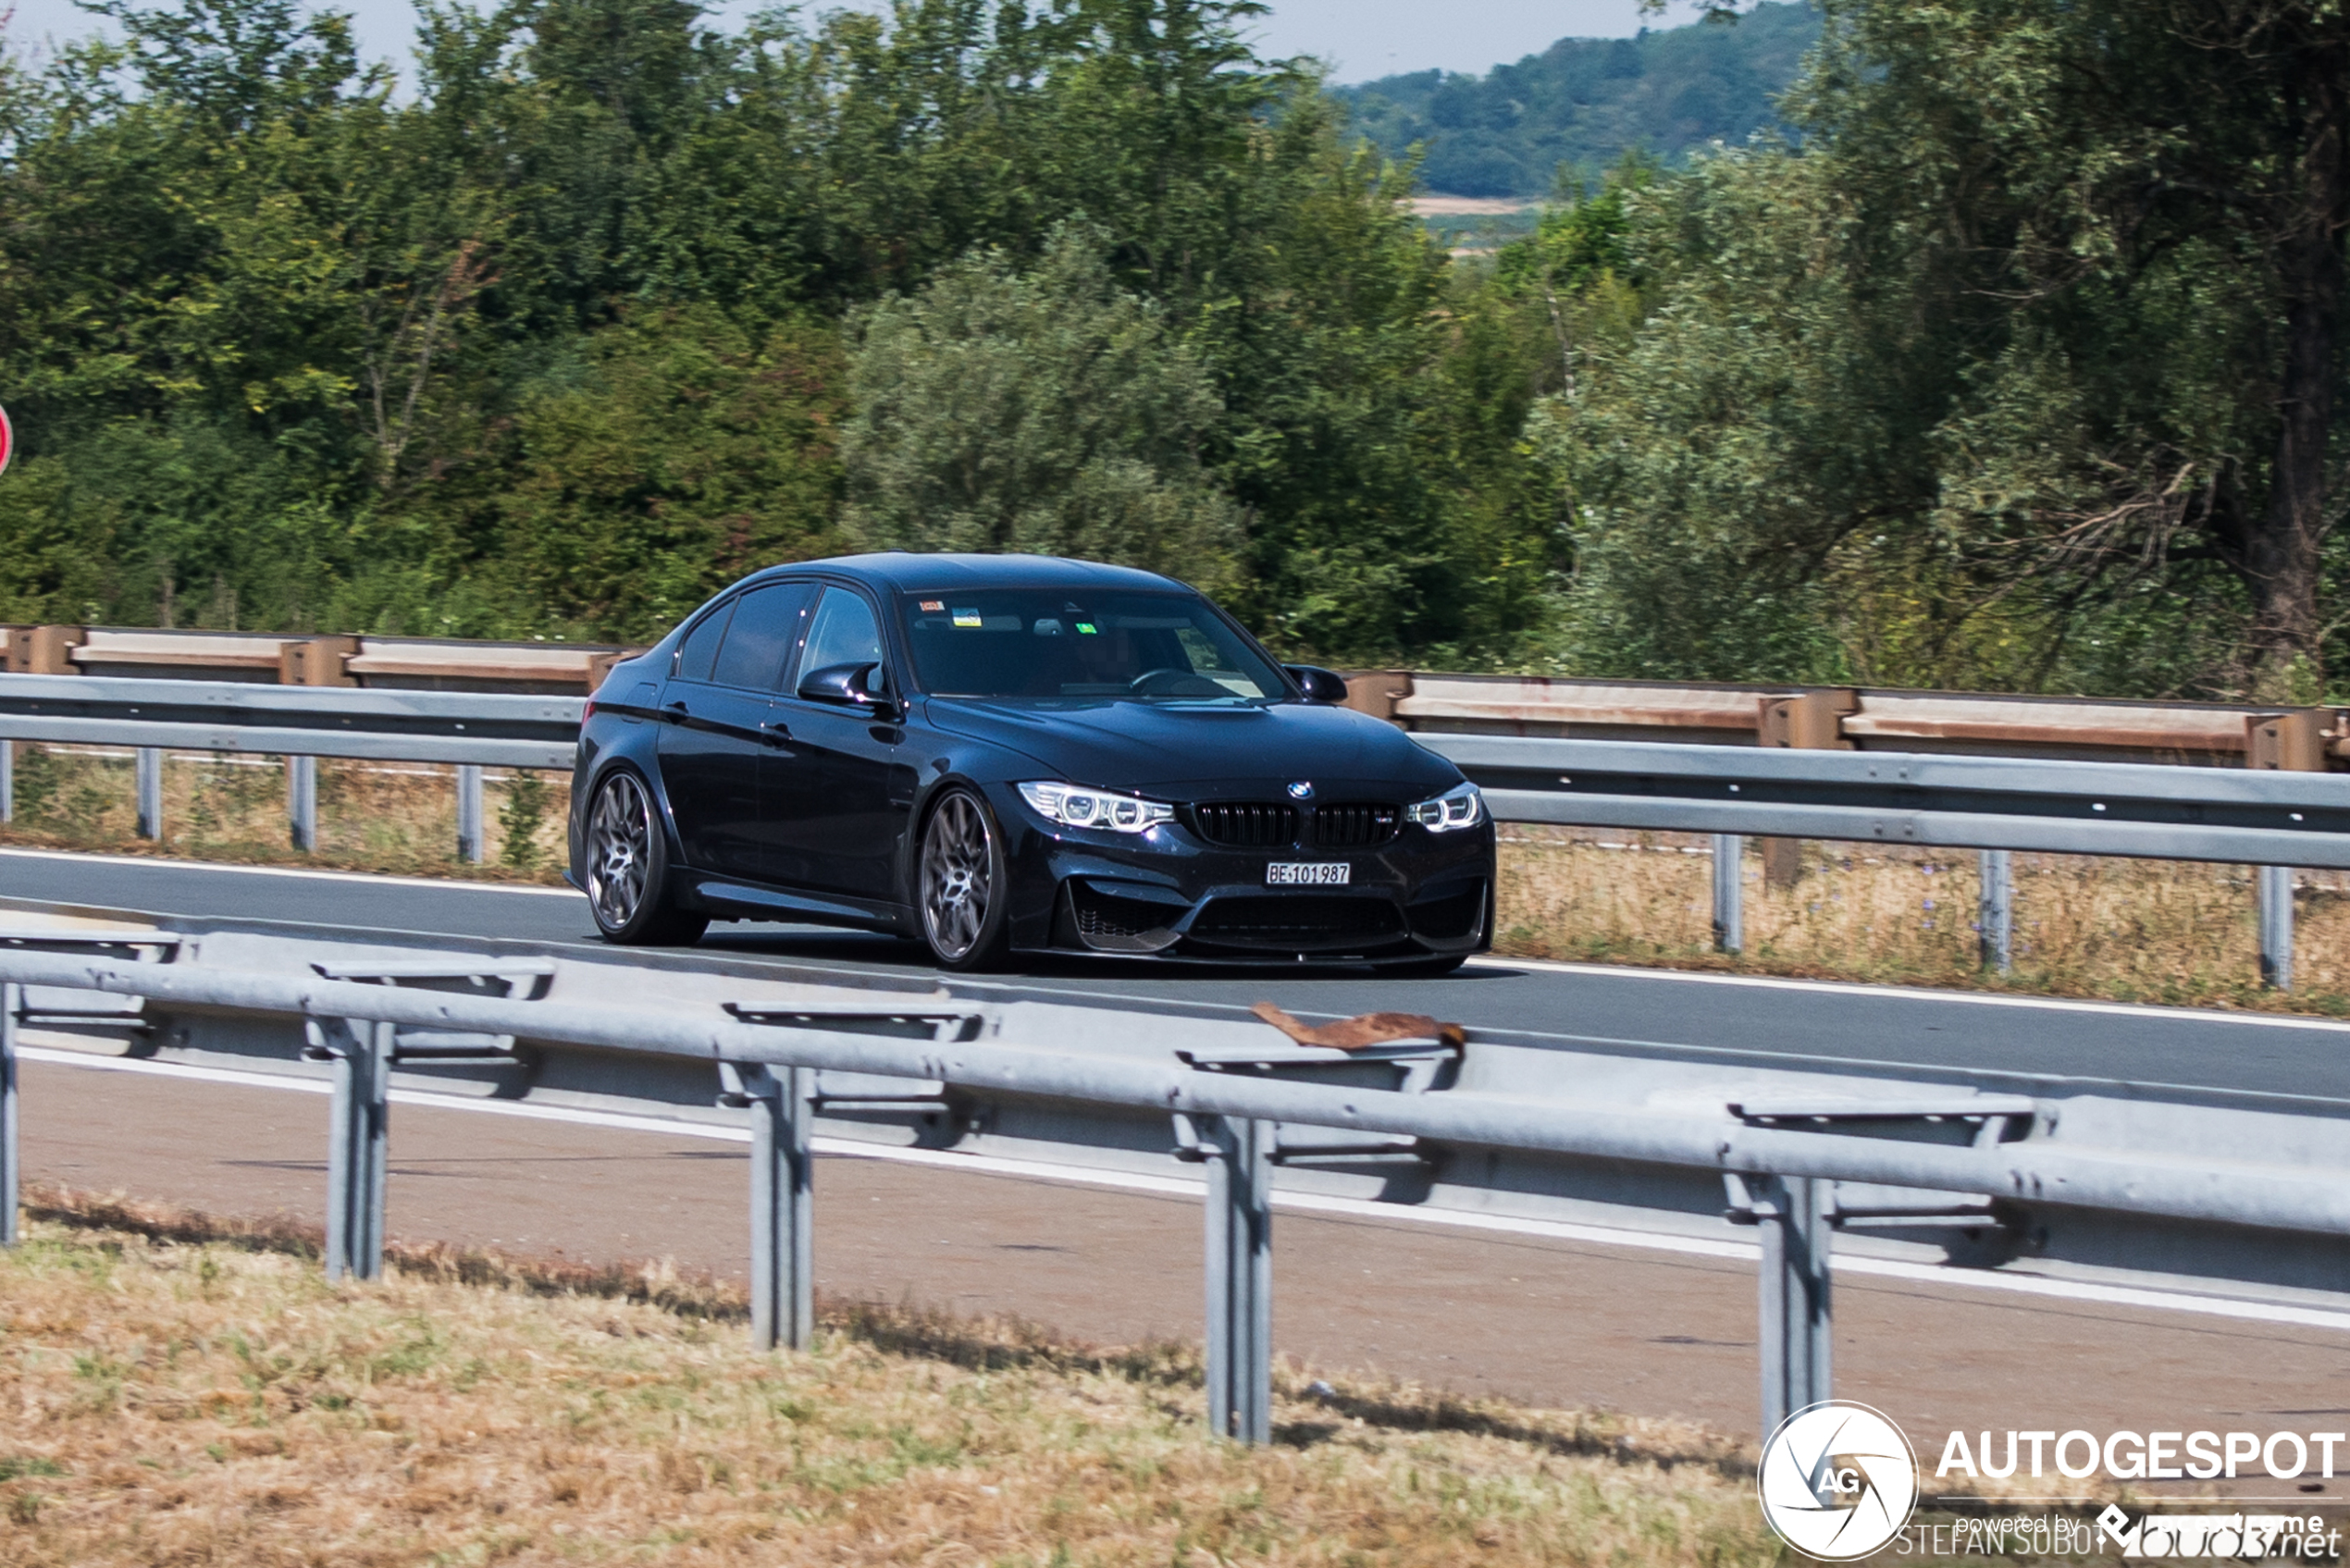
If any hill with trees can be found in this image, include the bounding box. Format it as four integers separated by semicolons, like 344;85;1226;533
1331;3;1820;197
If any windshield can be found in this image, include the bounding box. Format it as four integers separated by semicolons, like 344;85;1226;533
900;589;1289;703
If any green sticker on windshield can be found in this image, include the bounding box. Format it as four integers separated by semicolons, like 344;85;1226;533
1075;622;1097;635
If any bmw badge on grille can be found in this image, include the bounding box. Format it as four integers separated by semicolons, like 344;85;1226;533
1286;781;1315;800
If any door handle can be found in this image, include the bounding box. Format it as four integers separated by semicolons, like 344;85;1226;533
761;719;792;743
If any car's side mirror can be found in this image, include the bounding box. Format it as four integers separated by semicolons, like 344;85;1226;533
1284;664;1352;705
798;661;898;718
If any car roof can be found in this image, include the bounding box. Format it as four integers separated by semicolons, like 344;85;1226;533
748;553;1191;596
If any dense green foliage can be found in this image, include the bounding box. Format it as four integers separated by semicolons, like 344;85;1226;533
1534;0;2350;700
0;0;2344;700
1332;3;1816;198
0;0;1564;664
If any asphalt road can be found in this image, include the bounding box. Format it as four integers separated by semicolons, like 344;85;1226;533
4;847;2346;1104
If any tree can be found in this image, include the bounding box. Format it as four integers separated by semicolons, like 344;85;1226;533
1791;0;2350;698
839;226;1244;594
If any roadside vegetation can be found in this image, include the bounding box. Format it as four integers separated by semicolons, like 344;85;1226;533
1496;831;2350;1018
0;1191;1773;1566
0;0;2344;700
0;744;569;883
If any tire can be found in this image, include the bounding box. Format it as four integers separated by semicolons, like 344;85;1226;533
918;787;1012;970
583;767;709;946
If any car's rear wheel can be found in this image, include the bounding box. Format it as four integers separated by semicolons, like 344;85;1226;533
920;788;1011;970
585;768;708;946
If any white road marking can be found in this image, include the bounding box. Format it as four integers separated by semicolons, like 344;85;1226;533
22;1045;2350;1336
1462;953;2350;1034
0;847;582;896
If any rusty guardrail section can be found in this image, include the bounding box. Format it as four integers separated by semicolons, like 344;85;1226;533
0;624;642;694
4;623;2339;769
1341;672;2342;770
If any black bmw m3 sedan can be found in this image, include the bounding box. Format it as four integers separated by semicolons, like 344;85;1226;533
565;554;1494;972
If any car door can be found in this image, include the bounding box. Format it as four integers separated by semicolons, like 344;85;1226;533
764;584;912;901
654;581;812;877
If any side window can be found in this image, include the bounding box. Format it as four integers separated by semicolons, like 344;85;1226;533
674;599;736;684
796;587;886;687
711;581;815;690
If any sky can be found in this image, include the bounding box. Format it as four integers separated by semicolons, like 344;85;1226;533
0;0;1667;85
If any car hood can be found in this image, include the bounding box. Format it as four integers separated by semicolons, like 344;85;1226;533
921;698;1460;798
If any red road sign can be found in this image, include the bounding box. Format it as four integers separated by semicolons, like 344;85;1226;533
0;403;13;476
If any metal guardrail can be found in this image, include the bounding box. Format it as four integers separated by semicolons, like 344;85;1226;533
1;922;2347;1443
0;674;582;860
1423;734;2350;991
0;673;2344;985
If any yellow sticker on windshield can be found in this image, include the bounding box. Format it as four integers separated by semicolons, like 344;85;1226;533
953;608;983;628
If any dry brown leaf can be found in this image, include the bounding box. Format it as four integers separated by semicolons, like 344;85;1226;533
1248;1002;1466;1051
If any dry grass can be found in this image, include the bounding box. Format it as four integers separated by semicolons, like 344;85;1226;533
1496;828;2350;1017
0;1187;1779;1566
0;744;568;885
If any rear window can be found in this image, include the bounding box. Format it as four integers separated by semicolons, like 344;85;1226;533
711;581;815;690
674;600;735;683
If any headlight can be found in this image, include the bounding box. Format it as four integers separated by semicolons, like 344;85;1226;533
1018;782;1174;833
1406;781;1484;832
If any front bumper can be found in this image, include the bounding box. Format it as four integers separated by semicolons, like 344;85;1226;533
990;785;1495;964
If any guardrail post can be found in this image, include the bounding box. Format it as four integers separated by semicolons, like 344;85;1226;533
135;747;163;839
1;983;19;1248
286;756;317;852
456;764;485;863
0;740;13;823
315;1019;390;1282
1756;690;1857;888
1977;849;2013;973
738;1063;815;1352
2259;865;2294;992
1755;1175;1833;1433
1203;1114;1273;1443
6;625;85;675
2246;710;2323;992
1711;834;1744;954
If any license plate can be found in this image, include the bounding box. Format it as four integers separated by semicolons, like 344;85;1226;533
1266;862;1350;887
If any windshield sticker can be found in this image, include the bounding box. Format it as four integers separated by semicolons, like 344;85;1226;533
953;608;983;628
920;599;945;612
1075;622;1098;635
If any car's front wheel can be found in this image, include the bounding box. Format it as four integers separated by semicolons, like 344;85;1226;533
584;768;708;946
919;787;1012;970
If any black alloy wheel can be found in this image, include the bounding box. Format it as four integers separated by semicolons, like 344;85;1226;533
919;788;1011;969
585;769;708;946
